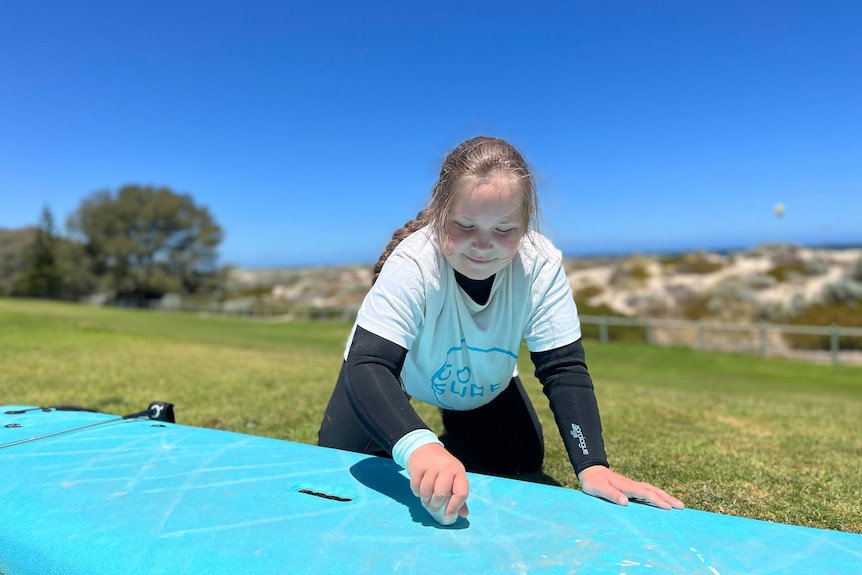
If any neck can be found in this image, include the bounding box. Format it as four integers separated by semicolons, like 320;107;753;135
454;270;494;305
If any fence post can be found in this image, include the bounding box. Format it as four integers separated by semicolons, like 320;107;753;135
645;319;653;346
758;321;767;356
830;323;839;363
698;321;706;351
599;316;609;344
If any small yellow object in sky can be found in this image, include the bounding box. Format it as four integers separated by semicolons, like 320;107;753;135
774;203;785;218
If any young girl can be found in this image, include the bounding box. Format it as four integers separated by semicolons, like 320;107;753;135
318;136;683;524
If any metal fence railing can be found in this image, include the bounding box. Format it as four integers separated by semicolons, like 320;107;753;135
578;314;862;364
152;299;862;365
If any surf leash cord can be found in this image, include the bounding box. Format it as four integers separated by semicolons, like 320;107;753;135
0;401;175;450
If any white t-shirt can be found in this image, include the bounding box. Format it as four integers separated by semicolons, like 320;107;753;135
347;227;582;411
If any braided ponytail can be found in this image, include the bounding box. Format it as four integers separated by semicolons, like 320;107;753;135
371;209;431;284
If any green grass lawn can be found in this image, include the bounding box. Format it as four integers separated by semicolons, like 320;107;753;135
2;298;860;534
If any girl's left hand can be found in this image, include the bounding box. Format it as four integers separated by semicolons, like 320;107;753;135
577;465;684;510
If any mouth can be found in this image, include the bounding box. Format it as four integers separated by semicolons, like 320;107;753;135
466;256;493;265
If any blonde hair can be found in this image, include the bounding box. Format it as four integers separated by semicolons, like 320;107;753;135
372;136;538;284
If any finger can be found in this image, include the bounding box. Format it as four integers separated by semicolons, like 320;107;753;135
409;469;423;498
444;473;470;520
645;490;673;510
643;489;684;510
636;494;671;510
647;485;685;509
428;473;454;510
418;470;439;507
621;485;666;509
625;484;683;510
424;498;455;525
585;483;628;506
612;492;629;506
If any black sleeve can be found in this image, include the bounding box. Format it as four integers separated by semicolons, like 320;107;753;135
343;326;431;454
531;338;610;475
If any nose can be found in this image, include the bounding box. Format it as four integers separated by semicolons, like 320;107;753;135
472;230;493;251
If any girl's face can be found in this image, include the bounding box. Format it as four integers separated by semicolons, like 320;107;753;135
443;174;526;280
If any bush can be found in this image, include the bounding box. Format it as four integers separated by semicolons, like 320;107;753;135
663;252;726;275
681;277;764;321
573;285;604;300
767;262;807;283
681;295;711;320
608;257;651;289
804;258;831;276
817;279;862;306
784;302;862;351
575;301;647;343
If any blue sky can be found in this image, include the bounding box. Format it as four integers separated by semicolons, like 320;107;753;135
2;1;860;268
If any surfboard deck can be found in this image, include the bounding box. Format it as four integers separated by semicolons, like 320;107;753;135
1;406;860;574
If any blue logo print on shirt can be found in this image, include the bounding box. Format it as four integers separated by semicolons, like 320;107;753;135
430;340;518;408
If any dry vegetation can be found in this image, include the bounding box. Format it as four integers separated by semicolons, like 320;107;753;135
567;245;862;351
211;244;862;355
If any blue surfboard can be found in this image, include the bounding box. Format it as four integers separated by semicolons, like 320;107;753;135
1;405;860;574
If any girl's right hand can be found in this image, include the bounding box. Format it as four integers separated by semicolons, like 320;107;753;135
406;443;470;523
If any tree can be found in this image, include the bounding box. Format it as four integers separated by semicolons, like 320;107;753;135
67;185;224;302
14;207;63;298
53;237;99;300
0;226;37;296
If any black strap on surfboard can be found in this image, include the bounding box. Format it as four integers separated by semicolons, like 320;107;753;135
0;401;175;450
121;401;175;423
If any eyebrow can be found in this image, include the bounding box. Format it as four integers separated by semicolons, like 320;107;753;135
452;214;522;224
